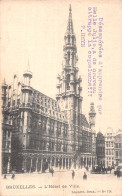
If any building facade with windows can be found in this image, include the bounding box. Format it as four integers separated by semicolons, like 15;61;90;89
96;132;105;167
2;5;97;174
105;127;115;167
114;129;122;166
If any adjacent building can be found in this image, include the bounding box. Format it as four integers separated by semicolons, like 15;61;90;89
114;129;122;166
105;127;115;167
96;132;105;167
1;5;97;174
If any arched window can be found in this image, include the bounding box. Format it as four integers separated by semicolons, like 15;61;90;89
68;35;70;43
72;37;74;45
68;51;70;65
66;74;70;90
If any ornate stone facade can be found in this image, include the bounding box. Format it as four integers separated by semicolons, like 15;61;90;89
105;128;115;167
114;129;122;166
1;5;97;174
96;132;105;167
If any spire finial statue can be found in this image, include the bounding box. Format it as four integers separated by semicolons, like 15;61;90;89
2;78;7;88
3;78;6;85
69;4;72;14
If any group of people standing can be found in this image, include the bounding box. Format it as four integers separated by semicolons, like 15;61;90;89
4;173;15;179
72;170;87;180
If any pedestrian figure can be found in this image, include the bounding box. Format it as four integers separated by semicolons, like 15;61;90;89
83;172;87;180
11;173;15;179
72;170;75;180
110;167;112;174
51;168;54;177
4;174;7;179
117;169;120;178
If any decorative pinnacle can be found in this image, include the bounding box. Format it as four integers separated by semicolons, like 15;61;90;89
2;78;7;88
89;102;96;115
3;78;6;84
66;4;74;34
69;4;72;14
23;59;32;78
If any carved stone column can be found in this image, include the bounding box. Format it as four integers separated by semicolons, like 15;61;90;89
24;158;27;173
7;156;11;174
83;156;84;167
63;158;65;169
86;156;87;168
30;158;33;172
35;157;38;172
67;158;69;169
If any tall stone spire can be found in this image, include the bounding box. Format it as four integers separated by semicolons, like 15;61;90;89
56;5;82;116
56;5;83;154
66;4;74;34
63;4;77;68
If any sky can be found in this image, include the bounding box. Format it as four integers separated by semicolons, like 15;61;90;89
0;0;122;134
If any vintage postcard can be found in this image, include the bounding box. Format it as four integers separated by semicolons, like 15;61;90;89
0;0;122;196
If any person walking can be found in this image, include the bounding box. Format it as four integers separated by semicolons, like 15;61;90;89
51;168;54;177
83;172;87;180
117;169;120;178
72;170;75;180
11;173;15;179
4;174;7;179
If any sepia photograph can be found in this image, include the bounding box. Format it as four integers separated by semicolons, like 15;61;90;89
0;0;122;195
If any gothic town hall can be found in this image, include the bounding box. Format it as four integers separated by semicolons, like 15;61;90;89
2;5;97;174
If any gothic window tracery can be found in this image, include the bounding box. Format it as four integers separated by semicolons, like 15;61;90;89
66;74;70;90
51;120;54;133
68;52;70;65
68;35;70;43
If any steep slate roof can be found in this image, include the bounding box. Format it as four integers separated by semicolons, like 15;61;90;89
80;114;89;128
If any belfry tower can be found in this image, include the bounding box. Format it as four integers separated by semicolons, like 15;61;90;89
56;5;82;122
56;5;82;152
